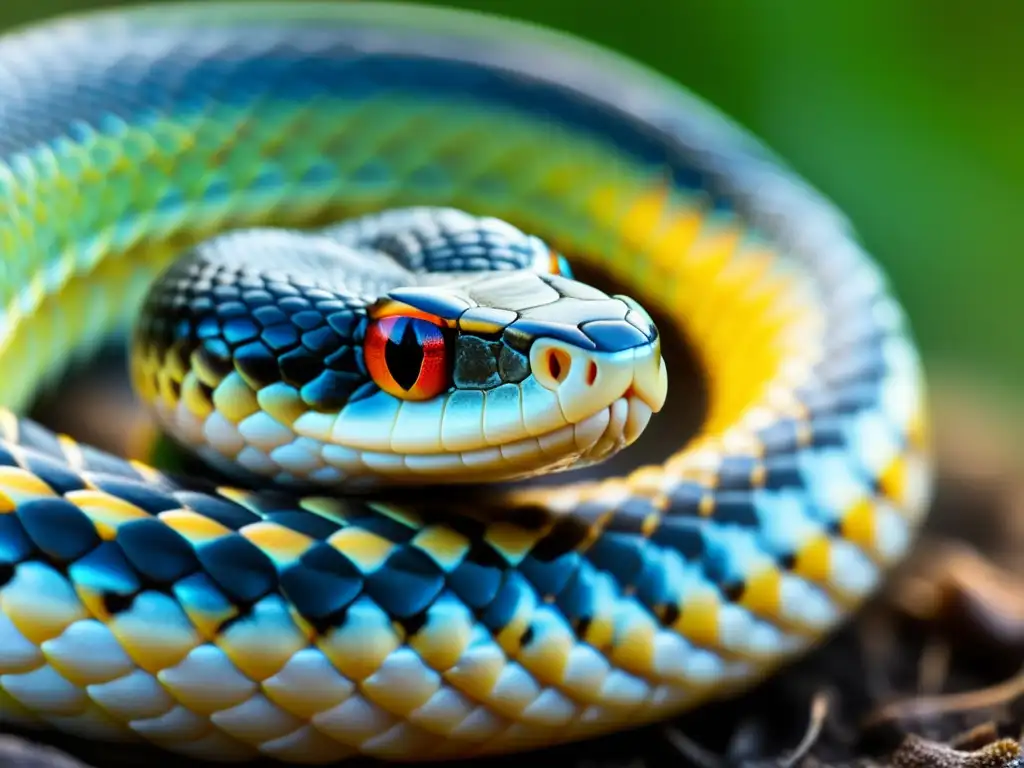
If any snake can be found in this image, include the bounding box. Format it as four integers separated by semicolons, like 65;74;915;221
0;2;933;764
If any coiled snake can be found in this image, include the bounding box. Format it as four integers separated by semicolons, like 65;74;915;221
0;2;932;763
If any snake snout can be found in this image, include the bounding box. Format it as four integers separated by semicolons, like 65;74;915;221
529;334;668;426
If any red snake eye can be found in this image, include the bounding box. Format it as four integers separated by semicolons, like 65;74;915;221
365;315;450;400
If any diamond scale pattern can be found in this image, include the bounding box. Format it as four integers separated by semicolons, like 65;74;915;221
0;2;931;763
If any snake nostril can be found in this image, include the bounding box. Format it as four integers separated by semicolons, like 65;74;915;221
586;360;598;386
546;348;571;384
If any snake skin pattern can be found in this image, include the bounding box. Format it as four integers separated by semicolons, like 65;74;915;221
0;2;932;763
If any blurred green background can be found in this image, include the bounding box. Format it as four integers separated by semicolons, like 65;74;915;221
3;1;1021;393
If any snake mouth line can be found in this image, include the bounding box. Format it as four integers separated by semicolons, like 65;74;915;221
319;390;655;483
576;392;655;464
157;353;665;488
177;390;655;488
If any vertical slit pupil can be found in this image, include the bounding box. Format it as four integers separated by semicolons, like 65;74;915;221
384;318;425;391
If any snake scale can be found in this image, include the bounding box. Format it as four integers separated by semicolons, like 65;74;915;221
0;2;933;764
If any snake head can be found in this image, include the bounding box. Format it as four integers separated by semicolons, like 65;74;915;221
132;220;667;489
356;271;668;482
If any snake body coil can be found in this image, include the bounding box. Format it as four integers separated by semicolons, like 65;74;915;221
0;3;932;763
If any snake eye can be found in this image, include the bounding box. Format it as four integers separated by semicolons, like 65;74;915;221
365;315;451;400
